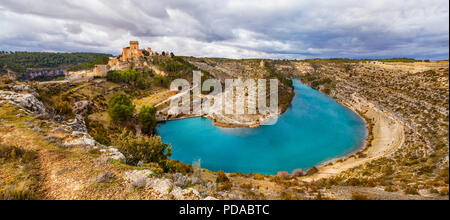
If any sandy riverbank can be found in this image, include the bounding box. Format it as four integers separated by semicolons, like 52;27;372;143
302;94;405;182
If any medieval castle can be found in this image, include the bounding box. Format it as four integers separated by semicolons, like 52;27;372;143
68;41;172;79
109;41;172;66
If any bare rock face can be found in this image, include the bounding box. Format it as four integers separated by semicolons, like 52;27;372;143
173;173;189;187
72;100;92;115
94;172;116;184
61;114;102;149
11;85;39;97
62;133;97;148
66;114;88;133
100;147;126;162
148;178;174;195
124;170;201;199
18;69;65;81
170;187;201;200
125;170;155;189
189;176;200;185
0;90;47;115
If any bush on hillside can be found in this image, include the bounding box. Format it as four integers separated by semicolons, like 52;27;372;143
138;105;157;135
116;131;171;166
216;170;230;183
404;187;420;195
106;69;151;89
253;173;265;180
306;167;319;176
108;94;135;124
160;160;194;174
85;118;112;146
0;144;40;200
54;100;73;115
0;145;37;163
153;74;170;88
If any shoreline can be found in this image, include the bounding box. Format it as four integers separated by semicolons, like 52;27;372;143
311;99;374;172
301;93;405;182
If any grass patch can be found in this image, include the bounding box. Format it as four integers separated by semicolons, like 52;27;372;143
0;144;41;200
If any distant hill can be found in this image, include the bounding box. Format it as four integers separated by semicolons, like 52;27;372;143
67;56;111;72
303;58;429;63
0;52;111;80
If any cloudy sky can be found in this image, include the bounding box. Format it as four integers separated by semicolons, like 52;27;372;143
0;0;448;60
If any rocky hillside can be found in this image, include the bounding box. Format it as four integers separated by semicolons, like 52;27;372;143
184;57;295;127
0;59;448;200
288;61;449;196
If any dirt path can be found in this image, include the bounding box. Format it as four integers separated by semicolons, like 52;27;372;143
0;126;63;199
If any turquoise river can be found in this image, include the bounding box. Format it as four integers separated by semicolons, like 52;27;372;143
157;80;367;175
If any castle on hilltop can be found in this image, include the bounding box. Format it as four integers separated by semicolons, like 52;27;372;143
121;41;144;62
108;41;172;67
68;41;172;79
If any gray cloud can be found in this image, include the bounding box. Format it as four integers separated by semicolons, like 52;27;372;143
0;0;448;60
64;23;82;34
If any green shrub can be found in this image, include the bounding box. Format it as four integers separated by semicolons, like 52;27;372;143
54;100;73;115
404;187;420;195
306;167;319;176
0;145;36;163
161;160;194;174
216;170;230;183
106;69;151;89
253;173;265;180
138;105;157;135
0;144;22;161
0;185;39;200
153;75;170;88
108;94;135;124
0;145;40;200
347;178;362;186
85;118;111;146
217;181;233;191
116;131;171;166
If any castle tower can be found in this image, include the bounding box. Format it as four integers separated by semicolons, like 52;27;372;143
121;41;143;62
130;41;139;51
121;47;130;62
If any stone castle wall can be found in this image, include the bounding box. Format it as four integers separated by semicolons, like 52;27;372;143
121;41;144;62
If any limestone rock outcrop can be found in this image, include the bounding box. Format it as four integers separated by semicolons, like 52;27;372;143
100;147;126;162
72;100;92;115
0;90;47;115
66;114;88;133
